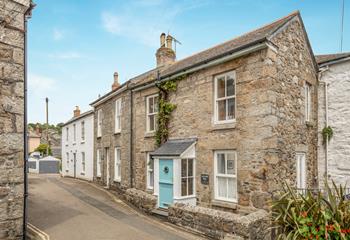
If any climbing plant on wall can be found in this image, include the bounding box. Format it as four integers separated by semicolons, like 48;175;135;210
155;75;186;146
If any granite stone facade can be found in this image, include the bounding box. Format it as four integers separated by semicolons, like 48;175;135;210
91;12;318;225
0;0;31;238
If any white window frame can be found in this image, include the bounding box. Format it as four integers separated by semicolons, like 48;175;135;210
214;71;236;124
146;153;154;190
81;152;85;173
66;152;69;171
146;94;158;133
73;124;76;143
114;147;121;182
81;121;85;141
181;158;195;197
96;149;101;177
296;152;306;189
214;150;238;203
305;82;312;122
115;99;122;133
97;109;102;137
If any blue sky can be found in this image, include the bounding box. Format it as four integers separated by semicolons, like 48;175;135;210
28;0;349;124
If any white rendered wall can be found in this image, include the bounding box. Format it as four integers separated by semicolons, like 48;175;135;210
61;113;94;181
318;60;350;187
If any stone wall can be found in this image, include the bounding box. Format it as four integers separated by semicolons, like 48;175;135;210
0;0;31;239
268;16;319;191
93;90;132;191
124;188;157;214
318;60;350;186
168;203;270;240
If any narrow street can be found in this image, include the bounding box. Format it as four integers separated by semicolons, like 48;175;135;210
28;174;203;240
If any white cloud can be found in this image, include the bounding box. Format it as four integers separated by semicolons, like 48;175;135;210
48;52;82;60
53;28;64;41
101;12;122;34
28;74;56;95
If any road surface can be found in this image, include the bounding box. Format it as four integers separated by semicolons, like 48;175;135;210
28;174;203;240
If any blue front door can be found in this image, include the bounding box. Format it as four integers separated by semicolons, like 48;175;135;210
159;159;173;208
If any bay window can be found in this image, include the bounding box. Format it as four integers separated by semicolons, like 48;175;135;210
181;158;194;196
146;153;154;189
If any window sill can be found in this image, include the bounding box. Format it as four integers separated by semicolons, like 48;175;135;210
97;136;102;139
211;121;236;131
174;195;196;200
113;179;121;183
65;170;69;173
65;144;68;147
80;172;85;176
305;121;314;127
212;199;237;209
72;142;76;146
144;132;155;138
96;175;101;178
114;131;121;135
81;141;85;144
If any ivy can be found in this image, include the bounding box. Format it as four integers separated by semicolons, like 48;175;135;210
155;75;186;146
322;126;334;144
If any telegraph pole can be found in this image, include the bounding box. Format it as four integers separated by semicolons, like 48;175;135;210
45;97;49;156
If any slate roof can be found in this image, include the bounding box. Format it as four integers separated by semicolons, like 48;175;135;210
316;52;350;65
151;138;197;157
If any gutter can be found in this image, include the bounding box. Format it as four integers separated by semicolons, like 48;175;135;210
132;41;269;92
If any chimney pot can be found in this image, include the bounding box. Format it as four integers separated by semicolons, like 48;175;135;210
166;35;173;49
112;72;120;91
160;33;166;47
73;106;80;117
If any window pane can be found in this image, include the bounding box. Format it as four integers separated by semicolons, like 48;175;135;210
217;77;225;98
218;100;226;121
227;178;237;200
188;159;193;177
226;76;235;96
154;96;159;112
148;97;154;113
188;177;193;195
149;115;155;131
227;98;235;120
227;153;236;175
217;154;226;174
181;159;187;177
149;158;154;171
150;172;154;187
217;177;227;198
181;178;187;196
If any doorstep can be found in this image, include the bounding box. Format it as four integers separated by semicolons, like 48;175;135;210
152;208;169;217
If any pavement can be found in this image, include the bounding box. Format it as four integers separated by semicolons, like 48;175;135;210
28;174;205;240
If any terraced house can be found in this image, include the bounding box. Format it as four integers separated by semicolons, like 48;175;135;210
91;11;318;218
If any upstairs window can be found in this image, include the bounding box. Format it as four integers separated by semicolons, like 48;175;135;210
81;121;85;141
214;151;237;202
114;147;121;182
73;124;76;142
214;71;236;123
66;127;69;141
97;109;102;137
181;158;194;196
115;99;122;133
146;94;158;133
305;82;312;122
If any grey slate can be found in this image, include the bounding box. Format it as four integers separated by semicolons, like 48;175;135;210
151;138;197;157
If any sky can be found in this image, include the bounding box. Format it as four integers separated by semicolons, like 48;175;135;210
28;0;350;124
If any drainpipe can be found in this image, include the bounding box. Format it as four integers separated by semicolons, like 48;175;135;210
319;66;329;185
128;85;134;188
23;3;35;239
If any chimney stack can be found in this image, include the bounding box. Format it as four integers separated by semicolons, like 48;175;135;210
73;106;80;117
156;33;176;67
112;72;120;91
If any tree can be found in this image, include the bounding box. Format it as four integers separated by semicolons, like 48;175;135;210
34;143;52;156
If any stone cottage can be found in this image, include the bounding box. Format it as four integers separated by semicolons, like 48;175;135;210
317;52;350;187
91;11;318;216
0;0;33;238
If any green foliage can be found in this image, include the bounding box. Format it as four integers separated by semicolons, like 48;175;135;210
272;181;350;239
34;143;52;156
28;122;63;134
322;126;334;143
155;78;183;146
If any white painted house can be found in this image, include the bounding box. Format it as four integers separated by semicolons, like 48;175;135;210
317;52;350;187
61;107;94;181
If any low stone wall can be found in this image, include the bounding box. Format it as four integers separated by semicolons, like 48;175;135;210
168;203;271;240
124;188;157;214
